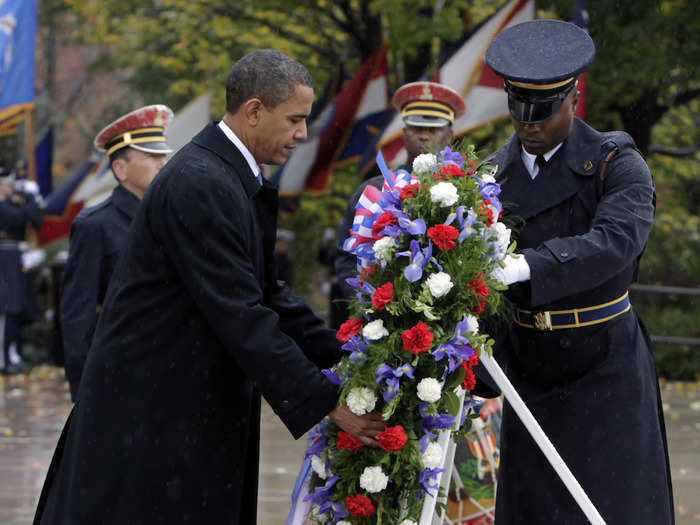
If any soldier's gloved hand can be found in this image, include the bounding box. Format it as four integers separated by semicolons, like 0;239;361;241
491;253;531;285
15;179;40;195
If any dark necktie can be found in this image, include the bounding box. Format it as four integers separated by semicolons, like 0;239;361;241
535;154;547;172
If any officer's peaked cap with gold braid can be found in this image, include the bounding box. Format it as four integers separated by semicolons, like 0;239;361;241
94;104;174;156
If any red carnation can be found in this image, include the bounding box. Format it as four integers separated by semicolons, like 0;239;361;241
337;431;363;453
372;211;398;239
460;359;477;390
371;282;394;310
478;200;495;227
468;274;489;315
399;183;421;200
337;317;362;342
345;494;375;517
427;224;459;251
402;321;434;354
433;164;465;181
359;264;379;283
376;425;408;452
460;352;479;390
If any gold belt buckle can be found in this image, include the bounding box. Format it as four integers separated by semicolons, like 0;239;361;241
533;311;553;331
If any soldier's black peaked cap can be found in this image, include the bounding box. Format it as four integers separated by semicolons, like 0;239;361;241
485;19;595;87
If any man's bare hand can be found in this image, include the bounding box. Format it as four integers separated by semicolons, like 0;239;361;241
329;405;385;447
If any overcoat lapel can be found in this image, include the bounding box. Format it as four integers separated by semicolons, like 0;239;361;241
191;122;280;291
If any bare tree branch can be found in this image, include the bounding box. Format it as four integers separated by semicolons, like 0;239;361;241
648;145;698;157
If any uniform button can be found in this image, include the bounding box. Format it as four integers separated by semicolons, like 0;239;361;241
560;251;568;258
281;400;290;409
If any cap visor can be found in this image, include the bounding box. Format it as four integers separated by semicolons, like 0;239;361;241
129;142;173;155
404;115;451;128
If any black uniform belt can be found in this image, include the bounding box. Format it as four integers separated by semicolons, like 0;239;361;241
514;292;630;331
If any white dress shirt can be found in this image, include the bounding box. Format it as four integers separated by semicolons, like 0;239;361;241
521;142;563;179
217;120;261;184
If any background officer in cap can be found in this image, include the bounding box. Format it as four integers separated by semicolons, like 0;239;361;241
483;19;673;524
333;81;465;324
0;168;44;374
60;104;173;401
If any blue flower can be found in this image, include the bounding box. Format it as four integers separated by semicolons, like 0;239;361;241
439;146;465;167
420;467;445;497
304;475;339;505
445;206;477;243
342;335;368;363
396;239;441;282
375;362;415;403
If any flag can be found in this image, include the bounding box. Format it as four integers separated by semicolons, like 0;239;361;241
37;155;107;245
571;0;588;121
275;43;389;197
13;126;53;196
34;127;53;196
368;0;535;169
335;49;392;163
0;0;35;119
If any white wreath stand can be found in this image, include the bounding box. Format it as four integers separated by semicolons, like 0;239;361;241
419;353;607;525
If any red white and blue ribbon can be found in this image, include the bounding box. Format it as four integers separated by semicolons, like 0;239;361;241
342;152;418;269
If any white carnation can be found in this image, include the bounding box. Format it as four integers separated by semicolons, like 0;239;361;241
465;314;479;334
336;522;352;525
422;442;444;469
359;465;389;493
417;377;442;403
373;236;396;266
430;181;459;207
346;387;377;415
363;319;388;340
481;173;496;184
412;153;437;174
486;221;511;260
426;272;453;298
310;454;330;479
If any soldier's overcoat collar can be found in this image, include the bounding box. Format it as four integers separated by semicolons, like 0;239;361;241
487;118;603;222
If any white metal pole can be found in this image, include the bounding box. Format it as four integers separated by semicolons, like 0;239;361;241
479;352;606;525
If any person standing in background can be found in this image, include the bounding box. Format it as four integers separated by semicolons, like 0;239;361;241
60;104;173;401
0;168;44;375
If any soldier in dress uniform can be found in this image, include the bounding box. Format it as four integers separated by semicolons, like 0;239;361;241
0;168;44;374
61;104;173;401
334;81;465;307
483;20;674;524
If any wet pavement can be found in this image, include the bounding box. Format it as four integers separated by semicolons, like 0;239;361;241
1;366;698;524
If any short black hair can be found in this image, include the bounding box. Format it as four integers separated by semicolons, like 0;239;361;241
225;49;313;113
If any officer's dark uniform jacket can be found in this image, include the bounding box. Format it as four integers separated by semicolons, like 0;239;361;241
61;184;139;401
485;118;674;524
0;195;43;315
34;123;341;525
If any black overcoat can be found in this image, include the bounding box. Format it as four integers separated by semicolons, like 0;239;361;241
61;184;139;401
34;123;341;525
486;118;674;524
0;195;43;314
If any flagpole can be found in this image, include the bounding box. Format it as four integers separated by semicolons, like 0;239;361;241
479;352;607;525
25;107;36;181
